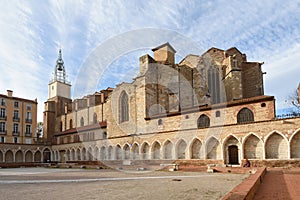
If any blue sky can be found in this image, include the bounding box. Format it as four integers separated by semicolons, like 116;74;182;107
0;0;299;121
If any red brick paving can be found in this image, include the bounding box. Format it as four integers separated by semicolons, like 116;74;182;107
254;168;300;200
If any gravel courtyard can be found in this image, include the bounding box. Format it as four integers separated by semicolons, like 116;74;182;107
0;168;248;200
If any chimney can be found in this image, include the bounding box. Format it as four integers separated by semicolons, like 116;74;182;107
7;90;13;97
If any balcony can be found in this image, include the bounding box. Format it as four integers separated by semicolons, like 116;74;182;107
12;131;20;136
0;130;6;135
25;132;32;137
26;118;32;123
0;115;6;120
13;117;20;122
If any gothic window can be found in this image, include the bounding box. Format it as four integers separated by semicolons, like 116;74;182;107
80;117;84;127
208;66;221;104
158;119;163;126
120;92;129;123
103;132;107;139
93;113;98;124
59;121;63;132
197;114;210;128
237;108;254;124
69;119;73;129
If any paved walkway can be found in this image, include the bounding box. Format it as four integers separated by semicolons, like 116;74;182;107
254;168;300;200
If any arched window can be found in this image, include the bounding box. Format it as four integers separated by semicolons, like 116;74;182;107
158;119;163;126
69;119;73;129
197;114;210;128
103;132;107;139
80;117;84;127
59;121;63;132
237;108;254;124
120;92;129;123
208;66;221;104
93;113;98;124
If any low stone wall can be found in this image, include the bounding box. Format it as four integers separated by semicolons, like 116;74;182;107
0;162;50;168
222;167;266;200
249;159;300;168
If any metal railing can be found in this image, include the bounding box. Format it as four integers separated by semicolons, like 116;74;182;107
13;117;20;122
12;131;20;136
0;115;6;120
25;132;32;137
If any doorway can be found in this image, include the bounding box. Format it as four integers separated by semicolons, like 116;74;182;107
228;145;239;164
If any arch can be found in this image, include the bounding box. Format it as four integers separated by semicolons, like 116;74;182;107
71;149;76;161
76;148;81;161
5;150;13;162
80;117;84;127
34;151;42;162
290;130;300;158
223;135;240;164
197;114;210;128
82;147;87;161
163;140;173;159
93;113;98;124
0;151;3;162
206;137;221;159
108;146;113;160
243;133;263;159
265;132;288;159
100;146;106;160
141;142;150;160
132;143;139;160
94;147;99;161
55;150;59;161
15;150;23;163
25;150;33;162
87;147;93;161
177;139;187;159
123;144;130;160
237;108;254;124
116;145;122;160
52;150;57;161
66;149;71;161
43;148;51;162
190;138;202;159
152;141;161;159
120;91;129;123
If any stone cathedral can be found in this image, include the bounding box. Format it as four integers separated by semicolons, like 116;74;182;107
43;43;300;167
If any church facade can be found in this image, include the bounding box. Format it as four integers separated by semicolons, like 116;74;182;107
44;43;300;166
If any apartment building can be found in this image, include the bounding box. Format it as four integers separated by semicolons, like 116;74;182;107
0;90;37;144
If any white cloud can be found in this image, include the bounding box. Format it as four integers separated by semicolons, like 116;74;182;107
0;0;299;121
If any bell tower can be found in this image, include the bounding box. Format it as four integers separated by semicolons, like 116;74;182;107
44;49;72;144
48;49;71;99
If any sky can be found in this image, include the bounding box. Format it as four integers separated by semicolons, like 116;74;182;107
0;0;299;122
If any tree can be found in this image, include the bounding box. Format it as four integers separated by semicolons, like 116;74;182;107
36;122;43;139
288;84;300;115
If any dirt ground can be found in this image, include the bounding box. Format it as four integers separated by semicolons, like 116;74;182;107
0;168;248;200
